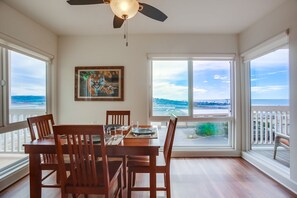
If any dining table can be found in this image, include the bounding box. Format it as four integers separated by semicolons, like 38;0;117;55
23;125;160;198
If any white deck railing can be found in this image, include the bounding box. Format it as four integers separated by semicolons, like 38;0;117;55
0;109;45;153
0;107;290;153
251;106;289;145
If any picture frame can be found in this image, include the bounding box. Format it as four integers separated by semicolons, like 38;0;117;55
75;66;124;101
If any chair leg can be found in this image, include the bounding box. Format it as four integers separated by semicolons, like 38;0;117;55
56;170;60;184
273;137;280;159
132;172;136;186
128;170;132;198
165;173;171;198
123;156;127;188
119;168;123;198
61;189;67;198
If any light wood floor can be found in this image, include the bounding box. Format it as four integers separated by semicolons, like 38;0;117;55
0;158;296;198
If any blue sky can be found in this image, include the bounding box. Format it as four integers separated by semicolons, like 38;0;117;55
153;48;289;101
10;51;46;96
250;48;289;99
10;48;288;100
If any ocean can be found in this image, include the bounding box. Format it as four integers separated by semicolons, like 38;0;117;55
11;96;46;109
153;98;289;116
10;96;289;110
251;99;289;106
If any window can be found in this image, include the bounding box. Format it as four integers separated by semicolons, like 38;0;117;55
8;50;47;123
249;48;289;148
0;38;52;190
193;60;231;117
152;60;189;116
150;56;234;148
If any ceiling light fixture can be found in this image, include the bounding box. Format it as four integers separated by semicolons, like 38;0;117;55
110;0;139;46
110;0;139;20
67;0;168;46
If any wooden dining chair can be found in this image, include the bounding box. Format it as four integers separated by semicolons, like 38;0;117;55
27;114;60;188
53;125;123;198
127;114;178;198
106;110;131;126
106;110;130;188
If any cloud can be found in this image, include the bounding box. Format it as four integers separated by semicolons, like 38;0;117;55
266;70;287;75
153;82;188;101
251;85;287;93
11;85;45;96
214;75;228;80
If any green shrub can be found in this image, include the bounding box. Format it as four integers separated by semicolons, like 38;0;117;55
195;122;228;136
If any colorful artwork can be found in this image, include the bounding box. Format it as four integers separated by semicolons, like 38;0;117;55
75;66;124;101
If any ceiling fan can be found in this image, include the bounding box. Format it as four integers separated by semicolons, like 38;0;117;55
67;0;168;28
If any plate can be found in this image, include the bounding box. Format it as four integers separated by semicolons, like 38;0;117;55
131;128;155;135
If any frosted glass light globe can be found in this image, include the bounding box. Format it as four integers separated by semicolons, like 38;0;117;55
110;0;139;19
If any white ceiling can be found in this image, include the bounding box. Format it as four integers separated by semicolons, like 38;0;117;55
2;0;287;36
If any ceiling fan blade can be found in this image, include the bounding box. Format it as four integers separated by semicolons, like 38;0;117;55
113;15;125;28
139;3;167;22
67;0;105;5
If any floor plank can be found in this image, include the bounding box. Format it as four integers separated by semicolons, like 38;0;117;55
0;158;295;198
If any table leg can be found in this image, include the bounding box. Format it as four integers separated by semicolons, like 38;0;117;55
149;154;157;198
29;153;41;198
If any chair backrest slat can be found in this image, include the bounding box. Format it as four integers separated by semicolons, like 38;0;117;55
163;114;178;166
106;110;131;125
53;125;109;188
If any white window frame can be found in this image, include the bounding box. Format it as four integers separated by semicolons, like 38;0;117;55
148;54;235;121
148;54;236;149
241;30;289;152
0;37;53;133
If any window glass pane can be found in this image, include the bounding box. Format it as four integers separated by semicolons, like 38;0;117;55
250;48;289;106
250;48;289;148
193;60;231;117
153;121;230;147
9;50;47;123
152;60;189;116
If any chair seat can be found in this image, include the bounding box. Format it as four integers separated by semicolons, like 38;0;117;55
127;154;166;170
127;155;149;161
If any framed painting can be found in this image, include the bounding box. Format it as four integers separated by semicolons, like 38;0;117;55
75;66;124;101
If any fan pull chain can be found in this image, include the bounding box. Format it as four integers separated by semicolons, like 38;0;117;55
124;20;128;47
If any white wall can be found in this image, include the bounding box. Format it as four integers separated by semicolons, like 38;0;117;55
57;34;237;124
0;1;58;191
0;1;58;116
239;0;297;185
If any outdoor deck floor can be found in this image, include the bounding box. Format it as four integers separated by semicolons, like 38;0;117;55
252;148;290;168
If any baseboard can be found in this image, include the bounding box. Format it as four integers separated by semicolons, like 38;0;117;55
242;151;297;195
0;161;29;192
172;148;241;157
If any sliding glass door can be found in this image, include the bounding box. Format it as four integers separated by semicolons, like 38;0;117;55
249;48;290;167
